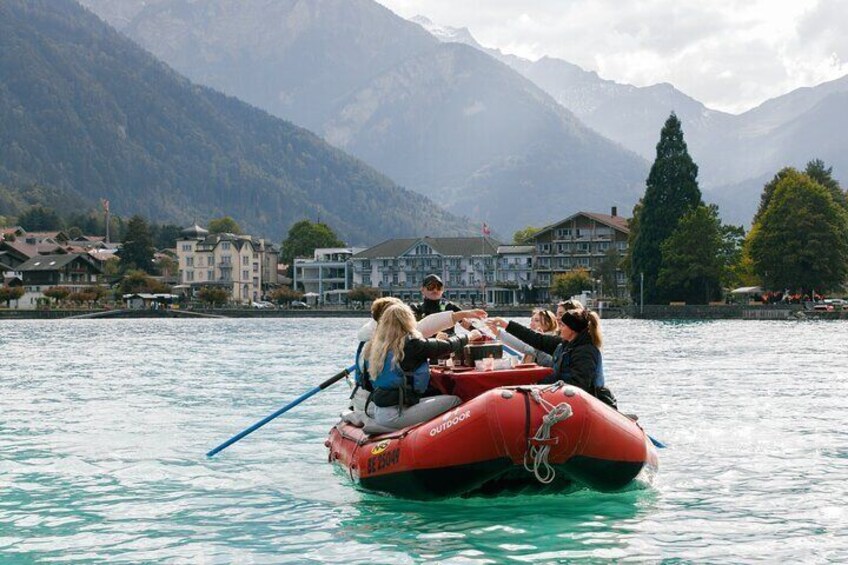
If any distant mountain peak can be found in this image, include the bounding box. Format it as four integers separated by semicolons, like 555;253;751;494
410;14;482;50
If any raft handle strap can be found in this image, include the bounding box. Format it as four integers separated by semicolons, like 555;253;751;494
523;382;573;484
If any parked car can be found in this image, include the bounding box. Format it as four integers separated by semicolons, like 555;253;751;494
251;301;268;309
290;300;310;309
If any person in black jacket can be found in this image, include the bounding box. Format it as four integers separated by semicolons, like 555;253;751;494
364;303;482;430
486;308;617;409
410;274;462;321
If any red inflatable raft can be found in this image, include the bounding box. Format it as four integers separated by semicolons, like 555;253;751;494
326;366;659;499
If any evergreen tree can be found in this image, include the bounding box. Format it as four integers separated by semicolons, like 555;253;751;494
747;168;848;293
629;113;703;304
17;206;63;231
656;205;724;304
151;223;183;250
120;215;155;273
281;220;345;266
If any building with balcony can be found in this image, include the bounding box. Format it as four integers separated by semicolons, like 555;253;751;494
176;224;279;303
492;245;535;305
17;253;103;294
530;208;630;302
351;237;502;305
293;247;365;305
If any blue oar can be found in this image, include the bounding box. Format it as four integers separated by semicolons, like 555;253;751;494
207;364;356;457
648;435;667;449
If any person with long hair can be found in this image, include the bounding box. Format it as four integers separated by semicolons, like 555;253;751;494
486;307;617;409
363;303;481;430
489;308;559;366
348;298;486;412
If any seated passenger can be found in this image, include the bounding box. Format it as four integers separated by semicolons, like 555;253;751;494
491;308;558;366
350;298;486;411
410;274;462;321
363;303;481;430
486;308;617;409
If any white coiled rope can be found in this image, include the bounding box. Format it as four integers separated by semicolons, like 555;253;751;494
523;385;573;484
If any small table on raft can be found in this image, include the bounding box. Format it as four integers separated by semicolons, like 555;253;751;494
429;364;554;402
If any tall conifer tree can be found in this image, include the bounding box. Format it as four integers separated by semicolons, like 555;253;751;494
629;113;702;304
120;215;155;273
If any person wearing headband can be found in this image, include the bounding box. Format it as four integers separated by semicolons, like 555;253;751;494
486;307;617;409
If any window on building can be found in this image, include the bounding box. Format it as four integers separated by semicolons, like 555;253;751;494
181;243;192;252
242;255;249;265
186;257;194;267
208;270;214;280
243;270;249;279
555;228;572;238
221;242;230;250
186;270;194;281
253;264;258;272
221;256;231;265
538;243;550;254
207;256;214;266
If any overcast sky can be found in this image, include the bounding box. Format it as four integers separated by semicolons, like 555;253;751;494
377;0;848;114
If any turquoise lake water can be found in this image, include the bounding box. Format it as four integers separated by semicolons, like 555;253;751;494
1;318;846;563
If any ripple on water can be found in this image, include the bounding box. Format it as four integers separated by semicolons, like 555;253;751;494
2;318;848;563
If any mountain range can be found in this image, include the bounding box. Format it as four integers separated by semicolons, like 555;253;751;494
9;0;847;236
412;15;848;225
79;0;650;234
0;0;472;244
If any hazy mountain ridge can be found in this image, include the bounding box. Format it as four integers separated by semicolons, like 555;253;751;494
81;0;649;234
120;0;439;132
0;0;472;243
411;15;848;225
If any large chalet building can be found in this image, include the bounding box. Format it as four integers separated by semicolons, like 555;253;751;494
341;208;630;306
529;208;630;302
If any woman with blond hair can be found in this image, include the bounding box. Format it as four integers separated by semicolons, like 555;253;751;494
489;308;559;366
487;308;616;409
348;298;485;412
363;303;481;430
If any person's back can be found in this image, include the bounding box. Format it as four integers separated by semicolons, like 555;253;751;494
363;304;480;431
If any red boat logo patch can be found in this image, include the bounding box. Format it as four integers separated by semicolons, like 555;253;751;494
371;440;390;455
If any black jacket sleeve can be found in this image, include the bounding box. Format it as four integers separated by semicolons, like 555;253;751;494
505;321;563;356
567;344;598;391
445;301;462;313
402;334;468;370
